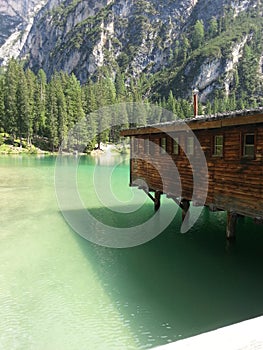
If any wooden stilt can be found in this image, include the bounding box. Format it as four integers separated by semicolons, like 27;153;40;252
180;199;190;222
140;187;162;211
254;217;263;225
154;191;161;211
226;211;238;241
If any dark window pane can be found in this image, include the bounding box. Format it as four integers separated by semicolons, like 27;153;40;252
245;134;254;145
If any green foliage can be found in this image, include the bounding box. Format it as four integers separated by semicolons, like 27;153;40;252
191;20;205;50
208;17;218;39
27;145;38;154
0;76;4;130
4;58;19;137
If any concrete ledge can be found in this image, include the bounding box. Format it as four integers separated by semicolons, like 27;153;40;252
155;316;263;350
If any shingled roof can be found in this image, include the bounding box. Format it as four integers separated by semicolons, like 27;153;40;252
121;107;263;136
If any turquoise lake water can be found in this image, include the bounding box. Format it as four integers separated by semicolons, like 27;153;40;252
0;154;263;349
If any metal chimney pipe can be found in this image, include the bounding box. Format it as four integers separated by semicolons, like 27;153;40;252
193;88;199;117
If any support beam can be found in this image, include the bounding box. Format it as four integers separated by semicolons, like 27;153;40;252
254;217;263;225
226;211;238;241
141;187;155;202
180;199;190;222
154;191;161;211
140;187;162;211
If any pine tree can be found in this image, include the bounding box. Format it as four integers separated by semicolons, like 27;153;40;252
0;75;5;131
147;101;162;125
208;17;218;39
25;68;36;145
237;92;246;110
84;111;97;151
238;44;259;99
218;97;227;113
82;80;97;115
205;100;212;115
191;20;205;50
65;73;85;130
95;79;110;148
227;94;237;111
198;101;203;115
4;58;19;138
104;76;117;105
16;65;29;146
46;78;59;151
212;97;219;114
34;69;47;136
55;74;68;147
166;90;177;116
115;72;126;100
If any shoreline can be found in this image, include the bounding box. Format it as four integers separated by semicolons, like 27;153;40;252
0;144;49;155
0;142;130;156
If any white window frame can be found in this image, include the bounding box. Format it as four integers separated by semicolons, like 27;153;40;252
160;137;167;154
144;138;149;155
172;137;179;155
213;135;223;157
187;136;194;156
243;133;255;158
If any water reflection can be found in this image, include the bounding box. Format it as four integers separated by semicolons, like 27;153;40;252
62;154;263;348
69;203;263;348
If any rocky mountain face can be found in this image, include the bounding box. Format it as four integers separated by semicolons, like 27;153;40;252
1;0;263;102
21;0;199;80
0;0;47;64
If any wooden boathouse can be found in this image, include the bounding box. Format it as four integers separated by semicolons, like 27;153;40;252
121;108;263;239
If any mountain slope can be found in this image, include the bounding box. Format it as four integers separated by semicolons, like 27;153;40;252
3;0;263;103
21;0;199;81
0;0;47;64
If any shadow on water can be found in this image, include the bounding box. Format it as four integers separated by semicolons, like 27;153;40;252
62;204;263;348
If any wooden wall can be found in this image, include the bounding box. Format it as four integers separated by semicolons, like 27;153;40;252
130;124;263;219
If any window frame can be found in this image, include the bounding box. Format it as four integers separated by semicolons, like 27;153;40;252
242;133;255;159
172;136;179;155
213;134;224;157
160;137;167;154
132;136;138;155
149;137;155;155
144;137;149;155
186;136;194;156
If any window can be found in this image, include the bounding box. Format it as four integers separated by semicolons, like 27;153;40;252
144;138;149;154
213;135;223;156
160;137;167;154
133;158;138;171
172;137;179;155
132;137;138;154
149;138;155;155
243;133;255;157
187;137;194;155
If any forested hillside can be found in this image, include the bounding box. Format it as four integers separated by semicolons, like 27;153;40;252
0;59;198;152
154;3;263;106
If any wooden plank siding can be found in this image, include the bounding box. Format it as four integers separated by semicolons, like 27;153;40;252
122;111;263;220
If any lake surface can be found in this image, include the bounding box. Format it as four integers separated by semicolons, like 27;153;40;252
0;154;263;350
